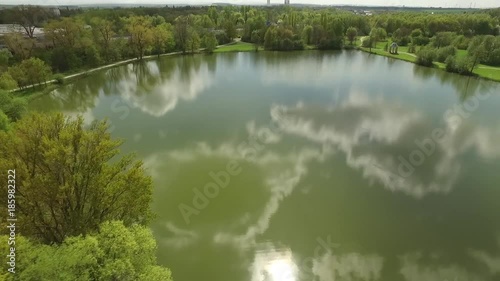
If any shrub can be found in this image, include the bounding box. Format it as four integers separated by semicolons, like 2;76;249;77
362;37;373;48
445;55;457;72
445;55;473;75
216;33;231;45
452;35;471;50
408;43;417;53
412;36;430;46
54;74;65;85
436;46;457;63
416;47;436;67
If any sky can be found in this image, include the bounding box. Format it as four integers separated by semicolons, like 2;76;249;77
2;0;498;8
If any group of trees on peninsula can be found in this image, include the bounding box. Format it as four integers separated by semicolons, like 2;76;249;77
0;5;498;90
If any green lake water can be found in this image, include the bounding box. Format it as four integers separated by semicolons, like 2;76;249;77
30;51;500;281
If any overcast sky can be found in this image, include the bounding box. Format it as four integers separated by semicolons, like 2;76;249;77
2;0;498;8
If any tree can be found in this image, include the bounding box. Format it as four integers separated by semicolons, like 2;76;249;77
0;49;12;70
0;90;27;122
433;32;455;48
302;25;313;45
370;27;387;46
12;5;48;38
0;221;173;281
467;36;488;73
174;15;190;54
0;73;18;90
90;17;117;62
45;17;88;49
416;47;437;67
208;6;219;26
7;65;27;89
126;16;154;60
366;27;387;52
445;55;473;75
152;23;175;57
0;111;9;132
45;17;95;71
435;46;457;63
251;29;261;51
3;32;36;60
187;29;201;53
392;27;411;46
19;57;52;87
203;32;218;53
346;26;357;45
0;113;154;244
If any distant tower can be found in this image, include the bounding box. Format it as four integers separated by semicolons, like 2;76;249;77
267;0;270;5
285;0;290;4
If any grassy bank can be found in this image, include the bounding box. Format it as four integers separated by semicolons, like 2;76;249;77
214;41;262;53
358;41;500;82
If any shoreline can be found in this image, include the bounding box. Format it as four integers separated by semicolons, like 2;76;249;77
14;41;500;99
356;46;500;83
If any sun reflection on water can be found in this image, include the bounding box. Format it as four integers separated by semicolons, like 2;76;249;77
251;246;298;281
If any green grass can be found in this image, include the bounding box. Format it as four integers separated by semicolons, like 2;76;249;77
474;67;500;82
214;42;261;53
359;41;500;82
360;46;417;63
456;49;468;59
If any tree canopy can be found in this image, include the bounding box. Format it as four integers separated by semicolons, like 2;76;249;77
0;221;173;281
0;113;154;244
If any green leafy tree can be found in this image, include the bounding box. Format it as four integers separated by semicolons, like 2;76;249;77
436;45;457;63
467;36;488;73
90;17;117;63
0;221;173;281
126;16;154;59
45;17;94;71
0;73;18;90
0;49;12;71
0;111;9;131
203;32;218;53
0;113;154;244
433;32;455;48
416;47;437;67
187;28;201;53
445;55;473;75
0;90;27;122
251;29;262;51
152;23;175;57
3;32;36;60
346;26;357;45
7;65;27;89
302;25;313;45
368;27;387;52
19;57;52;87
174;15;190;53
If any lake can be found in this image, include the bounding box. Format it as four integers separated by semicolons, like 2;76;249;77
30;51;500;281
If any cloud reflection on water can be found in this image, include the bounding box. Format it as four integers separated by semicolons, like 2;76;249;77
271;91;500;198
117;59;214;117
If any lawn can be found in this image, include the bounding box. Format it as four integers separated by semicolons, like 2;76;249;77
474;67;500;82
360;47;416;62
359;40;500;82
214;42;261;53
